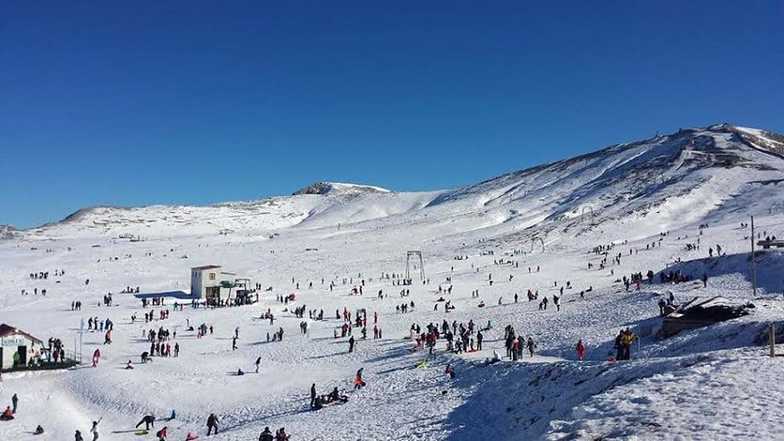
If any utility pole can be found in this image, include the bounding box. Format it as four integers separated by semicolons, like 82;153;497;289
79;317;84;364
751;216;757;297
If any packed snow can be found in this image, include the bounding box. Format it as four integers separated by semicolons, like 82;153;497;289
2;124;784;441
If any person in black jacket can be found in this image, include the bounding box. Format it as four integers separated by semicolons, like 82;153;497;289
136;414;156;430
207;413;219;435
259;427;274;441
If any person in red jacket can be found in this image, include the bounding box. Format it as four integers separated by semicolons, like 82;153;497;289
155;426;167;440
92;348;101;367
576;339;586;361
353;368;366;389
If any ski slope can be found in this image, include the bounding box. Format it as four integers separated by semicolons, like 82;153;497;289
2;124;784;440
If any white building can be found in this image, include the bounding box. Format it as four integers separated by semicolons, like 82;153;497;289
0;324;43;371
190;265;223;303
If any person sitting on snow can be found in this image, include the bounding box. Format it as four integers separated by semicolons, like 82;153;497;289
0;406;14;420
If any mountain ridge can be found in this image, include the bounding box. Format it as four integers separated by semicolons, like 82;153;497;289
10;123;784;239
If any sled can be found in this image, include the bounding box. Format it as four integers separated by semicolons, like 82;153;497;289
416;359;428;368
134;430;149;436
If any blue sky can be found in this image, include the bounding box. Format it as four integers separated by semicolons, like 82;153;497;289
1;1;782;228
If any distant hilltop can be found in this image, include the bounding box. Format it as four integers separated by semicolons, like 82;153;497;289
6;123;784;240
292;181;391;196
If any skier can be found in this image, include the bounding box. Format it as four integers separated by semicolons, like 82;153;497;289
206;413;219;436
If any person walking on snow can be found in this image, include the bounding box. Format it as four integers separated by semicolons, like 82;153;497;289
92;348;101;367
206;413;219;436
259;427;274;441
255;356;261;373
11;393;18;413
576;339;586;361
90;418;102;441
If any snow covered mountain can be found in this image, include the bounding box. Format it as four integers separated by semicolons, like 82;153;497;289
292;181;391;195
20;124;784;241
4;123;784;441
426;123;784;242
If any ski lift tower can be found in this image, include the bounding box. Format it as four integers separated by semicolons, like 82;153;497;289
405;251;426;281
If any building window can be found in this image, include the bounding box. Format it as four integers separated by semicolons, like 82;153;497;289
209;273;215;280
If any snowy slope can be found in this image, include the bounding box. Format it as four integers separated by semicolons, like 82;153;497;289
21;124;784;246
27;189;442;240
2;124;784;441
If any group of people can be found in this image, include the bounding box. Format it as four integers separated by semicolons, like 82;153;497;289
503;325;536;360
613;328;637;361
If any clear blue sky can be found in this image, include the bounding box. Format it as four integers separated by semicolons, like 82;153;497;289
2;1;782;228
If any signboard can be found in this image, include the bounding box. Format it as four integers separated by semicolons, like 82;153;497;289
1;335;28;347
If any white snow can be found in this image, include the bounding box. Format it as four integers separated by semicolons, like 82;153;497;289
2;125;784;440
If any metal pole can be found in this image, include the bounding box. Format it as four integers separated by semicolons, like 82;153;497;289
751;216;757;297
770;323;776;357
79;317;84;364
